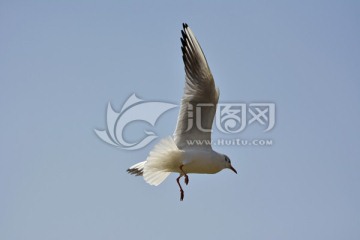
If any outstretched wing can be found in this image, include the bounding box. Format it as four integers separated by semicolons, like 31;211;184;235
173;23;219;149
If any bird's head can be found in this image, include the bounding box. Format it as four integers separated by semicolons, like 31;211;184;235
224;155;237;174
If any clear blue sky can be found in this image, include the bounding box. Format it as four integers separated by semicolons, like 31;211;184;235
1;1;360;239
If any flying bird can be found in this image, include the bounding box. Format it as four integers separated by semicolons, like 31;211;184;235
127;23;237;201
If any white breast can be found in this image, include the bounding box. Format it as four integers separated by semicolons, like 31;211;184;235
181;149;224;174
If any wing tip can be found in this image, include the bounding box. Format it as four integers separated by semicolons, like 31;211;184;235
127;161;146;176
180;24;191;59
126;168;143;176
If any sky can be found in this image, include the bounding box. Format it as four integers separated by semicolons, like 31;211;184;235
1;1;360;239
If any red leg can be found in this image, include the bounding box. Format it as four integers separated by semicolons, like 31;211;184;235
180;165;189;185
176;175;184;201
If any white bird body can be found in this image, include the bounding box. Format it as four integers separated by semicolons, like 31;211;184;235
181;149;225;174
127;23;237;200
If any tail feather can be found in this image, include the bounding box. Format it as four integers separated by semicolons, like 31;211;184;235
127;136;181;186
143;136;181;186
143;171;171;186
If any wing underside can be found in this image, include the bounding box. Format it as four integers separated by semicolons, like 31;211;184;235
173;23;219;149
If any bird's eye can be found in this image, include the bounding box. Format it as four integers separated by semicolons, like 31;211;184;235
224;156;231;163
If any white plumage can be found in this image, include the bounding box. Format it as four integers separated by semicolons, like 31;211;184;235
127;23;237;201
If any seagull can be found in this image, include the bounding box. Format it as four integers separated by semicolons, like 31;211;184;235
127;23;237;201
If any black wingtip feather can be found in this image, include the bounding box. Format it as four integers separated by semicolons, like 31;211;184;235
181;30;187;39
182;55;187;65
181;38;186;46
182;23;188;29
126;168;143;176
